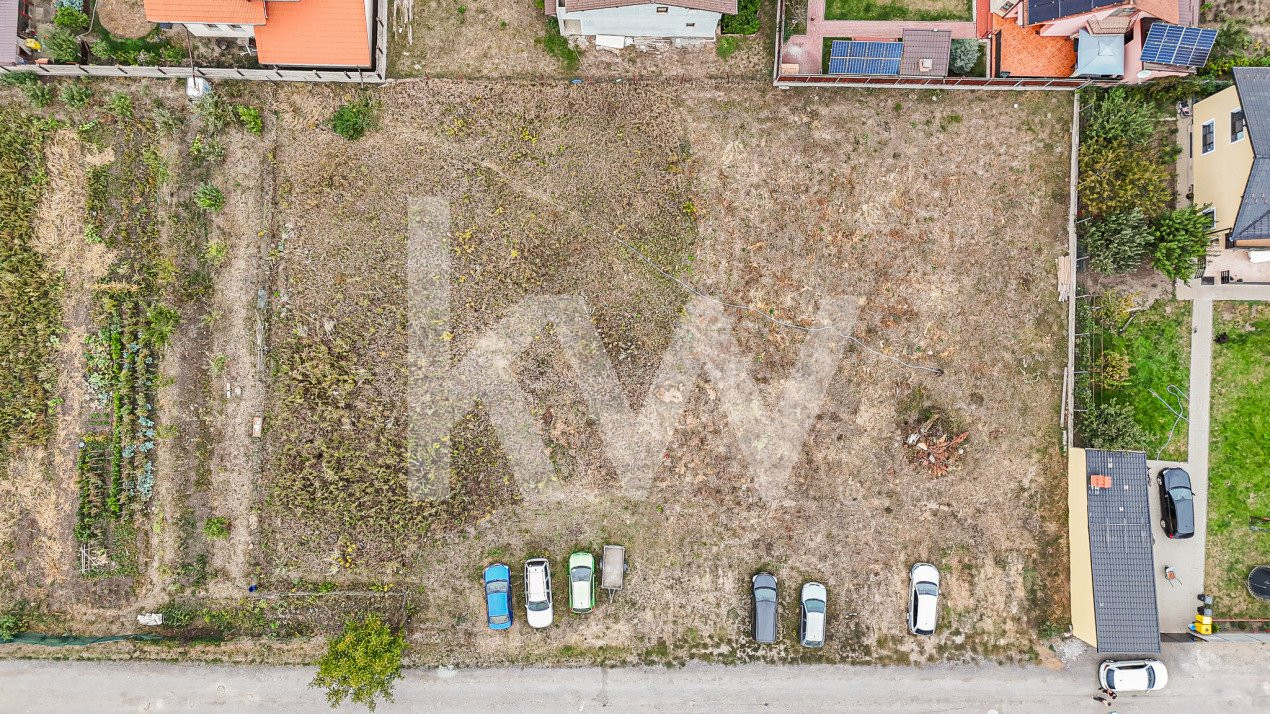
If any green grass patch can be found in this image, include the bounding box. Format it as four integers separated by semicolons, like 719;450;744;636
1206;301;1270;621
1089;299;1191;460
540;17;580;73
824;0;972;21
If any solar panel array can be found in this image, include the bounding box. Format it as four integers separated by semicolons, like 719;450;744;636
1140;23;1218;68
828;40;902;76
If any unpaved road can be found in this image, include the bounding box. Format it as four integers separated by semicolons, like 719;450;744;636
1;642;1265;712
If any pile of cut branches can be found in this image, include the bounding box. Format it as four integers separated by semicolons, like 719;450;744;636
904;415;969;477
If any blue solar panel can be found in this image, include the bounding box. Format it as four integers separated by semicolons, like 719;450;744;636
827;40;903;74
1140;23;1218;68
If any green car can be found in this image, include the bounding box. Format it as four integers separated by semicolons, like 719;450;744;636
568;551;596;614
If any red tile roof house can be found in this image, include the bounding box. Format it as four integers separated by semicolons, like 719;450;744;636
546;1;738;48
777;0;1203;85
143;0;373;68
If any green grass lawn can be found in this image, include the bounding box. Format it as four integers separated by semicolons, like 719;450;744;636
1092;299;1191;461
824;0;972;21
1206;302;1270;621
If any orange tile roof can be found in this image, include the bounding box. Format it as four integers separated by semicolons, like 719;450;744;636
255;0;371;68
994;14;1076;77
143;0;266;25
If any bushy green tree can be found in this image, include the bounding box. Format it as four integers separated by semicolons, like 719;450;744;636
40;27;80;63
949;39;979;74
1084;210;1152;274
53;6;90;32
311;614;406;711
1084;88;1159;145
1082;399;1149;450
1078;139;1171;218
1151;205;1211;281
721;0;760;34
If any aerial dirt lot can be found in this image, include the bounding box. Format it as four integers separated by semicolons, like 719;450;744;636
1;80;1072;667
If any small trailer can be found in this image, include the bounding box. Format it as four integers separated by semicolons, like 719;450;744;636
600;544;628;601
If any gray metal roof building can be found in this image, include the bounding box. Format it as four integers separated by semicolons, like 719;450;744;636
1085;449;1161;654
899;29;951;78
1230;67;1270;246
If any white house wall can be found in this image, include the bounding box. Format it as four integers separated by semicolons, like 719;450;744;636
557;5;721;39
183;22;257;39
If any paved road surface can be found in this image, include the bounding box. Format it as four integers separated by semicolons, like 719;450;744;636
1;642;1266;713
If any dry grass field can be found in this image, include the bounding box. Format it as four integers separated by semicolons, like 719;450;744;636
1;79;1074;667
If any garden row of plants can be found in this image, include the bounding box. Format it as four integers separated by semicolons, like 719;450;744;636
1073;88;1207;453
0;110;60;467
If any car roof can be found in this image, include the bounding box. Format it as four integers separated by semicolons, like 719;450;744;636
804;611;825;642
915;593;938;632
755;599;777;640
486;590;509;616
1107;663;1152;690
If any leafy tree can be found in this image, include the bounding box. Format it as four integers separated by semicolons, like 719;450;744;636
1077;139;1171;218
40;27;80;63
721;0;760;34
1084;88;1159;145
1093;288;1137;331
1097;351;1131;387
1084;210;1152;274
1082;399;1149;450
53;6;90;32
949;39;979;75
1151;205;1211;281
311;614;406;712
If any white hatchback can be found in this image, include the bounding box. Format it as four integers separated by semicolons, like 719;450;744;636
524;557;554;629
1099;659;1168;692
907;563;940;636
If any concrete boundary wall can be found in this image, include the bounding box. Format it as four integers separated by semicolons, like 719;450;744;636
0;0;388;83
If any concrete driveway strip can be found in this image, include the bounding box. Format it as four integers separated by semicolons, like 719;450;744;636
1;642;1267;713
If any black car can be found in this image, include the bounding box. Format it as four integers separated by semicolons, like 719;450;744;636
751;572;778;643
1158;467;1195;539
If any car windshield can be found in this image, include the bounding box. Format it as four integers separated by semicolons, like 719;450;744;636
527;598;549;611
1169;487;1193;501
571;566;591;582
804;599;825;614
755;586;776;602
489;613;509;624
916;583;938;596
487;581;508;594
1146;668;1155;689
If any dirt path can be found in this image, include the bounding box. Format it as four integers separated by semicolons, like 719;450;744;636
203;130;274;597
1;131;115;606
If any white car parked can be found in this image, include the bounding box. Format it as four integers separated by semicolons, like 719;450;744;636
524;557;554;629
907;563;940;636
799;582;827;648
1099;659;1168;692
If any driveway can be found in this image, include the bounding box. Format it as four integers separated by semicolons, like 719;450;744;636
1147;458;1207;632
0;642;1266;712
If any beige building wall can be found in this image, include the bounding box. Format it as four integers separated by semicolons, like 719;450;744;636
1068;447;1096;648
1193;85;1253;236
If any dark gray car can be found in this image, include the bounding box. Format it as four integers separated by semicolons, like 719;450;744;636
752;572;778;643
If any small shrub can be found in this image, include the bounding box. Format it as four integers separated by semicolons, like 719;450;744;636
0;602;31;641
53;6;90;32
1151;206;1212;281
59;82;93;108
1082;398;1149;450
1097;351;1132;387
195;94;233;133
24;84;54;108
1084;210;1152;275
311;614;406;712
329;96;377;141
203;516;230;539
157;602;196;627
204;238;229;266
1093;289;1136;331
144;304;181;348
40;27;80;63
189;134;226;163
721;0;760;34
949;39;979;74
107;92;133;118
0;71;39;87
236;105;263;134
716;36;738;60
194;182;225;212
159;43;187;64
539;18;580;72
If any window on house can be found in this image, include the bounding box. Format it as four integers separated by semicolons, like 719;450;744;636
206;23;220;30
686;22;695;26
1202;120;1215;154
1200;207;1216;229
1232;109;1246;142
558;0;565;7
228;24;242;30
656;6;668;12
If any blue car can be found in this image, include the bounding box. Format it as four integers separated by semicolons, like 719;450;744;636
484;563;513;630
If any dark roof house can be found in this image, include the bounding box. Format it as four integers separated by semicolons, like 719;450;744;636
1084;449;1161;654
1230;67;1270;247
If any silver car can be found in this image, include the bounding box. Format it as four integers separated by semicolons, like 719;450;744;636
524;557;554;629
799;582;827;648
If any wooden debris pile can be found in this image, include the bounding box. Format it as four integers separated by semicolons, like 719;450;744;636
904;415;969;477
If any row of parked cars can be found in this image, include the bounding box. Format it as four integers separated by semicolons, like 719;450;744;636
482;553;600;630
749;563;942;645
